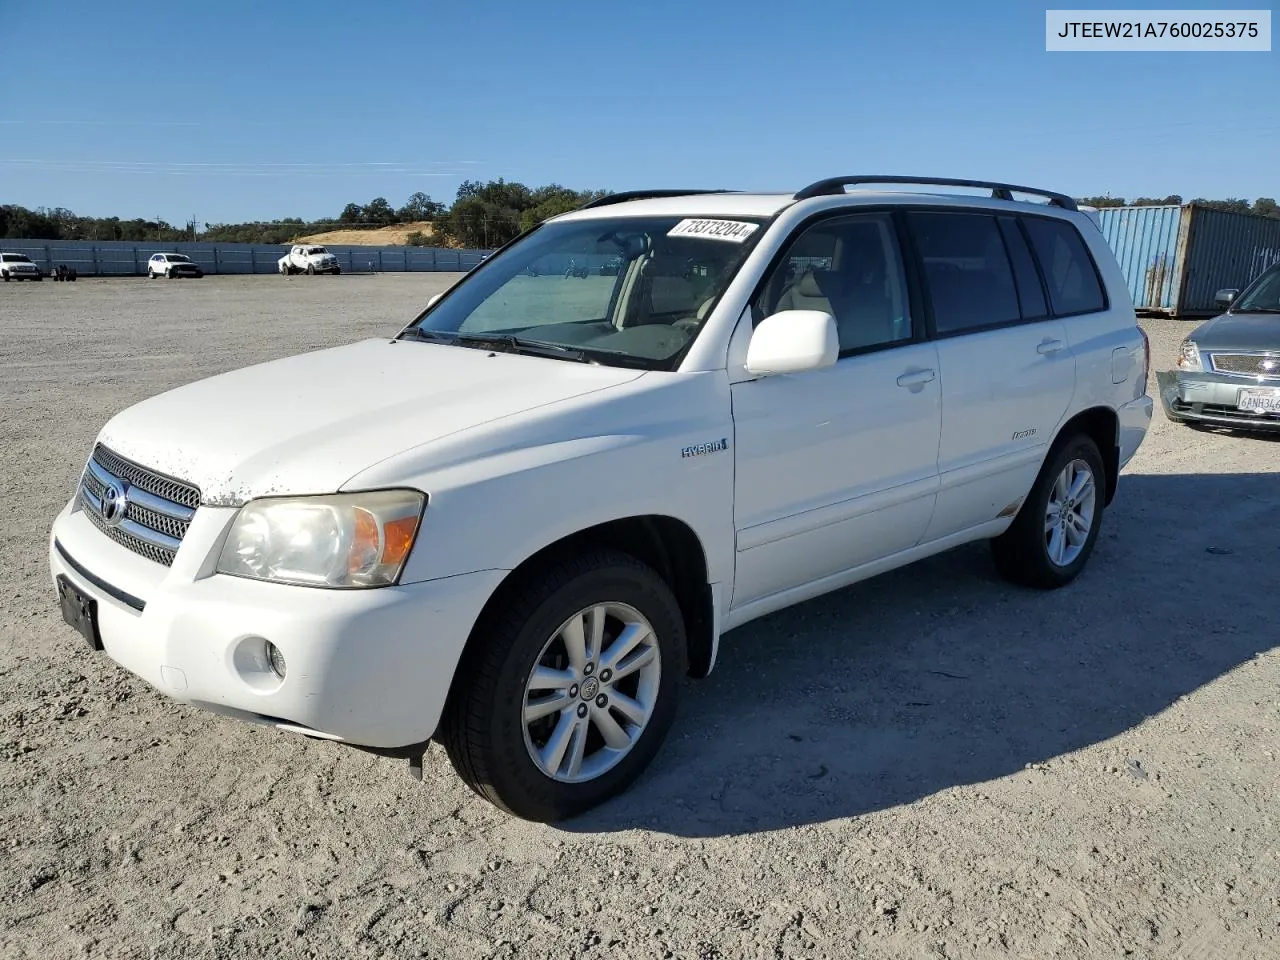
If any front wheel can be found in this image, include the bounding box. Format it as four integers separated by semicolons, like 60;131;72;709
2;272;8;282
332;266;340;275
306;264;315;276
991;433;1105;589
441;549;686;822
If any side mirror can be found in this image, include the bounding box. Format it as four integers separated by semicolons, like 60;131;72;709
745;310;839;376
1215;288;1239;308
426;293;442;308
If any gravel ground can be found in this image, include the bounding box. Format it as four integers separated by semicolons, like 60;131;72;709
1;274;1277;960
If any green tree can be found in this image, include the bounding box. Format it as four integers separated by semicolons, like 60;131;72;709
398;192;444;222
362;197;398;225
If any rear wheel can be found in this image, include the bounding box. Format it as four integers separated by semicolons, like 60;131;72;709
441;549;685;822
991;433;1105;589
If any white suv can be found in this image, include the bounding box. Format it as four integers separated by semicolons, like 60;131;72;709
278;245;341;275
49;177;1153;821
1;252;43;281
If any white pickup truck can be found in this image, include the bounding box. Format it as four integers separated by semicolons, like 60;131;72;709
51;176;1152;821
277;244;341;275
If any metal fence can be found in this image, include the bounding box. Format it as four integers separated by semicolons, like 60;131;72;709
0;238;493;277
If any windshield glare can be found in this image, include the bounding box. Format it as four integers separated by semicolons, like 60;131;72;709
407;214;767;369
1235;266;1280;312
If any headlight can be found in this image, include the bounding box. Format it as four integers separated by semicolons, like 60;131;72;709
1177;339;1202;372
217;490;424;588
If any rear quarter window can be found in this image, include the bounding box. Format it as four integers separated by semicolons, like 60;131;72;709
1021;216;1107;316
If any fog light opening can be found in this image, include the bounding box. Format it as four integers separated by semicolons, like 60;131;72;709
265;641;287;680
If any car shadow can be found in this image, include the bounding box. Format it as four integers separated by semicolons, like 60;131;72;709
564;471;1278;837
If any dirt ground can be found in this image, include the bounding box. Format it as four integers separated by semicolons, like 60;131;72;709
1;274;1277;960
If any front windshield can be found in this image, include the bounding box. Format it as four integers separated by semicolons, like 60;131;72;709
3;254;32;263
168;254;191;262
1235;265;1280;313
307;247;327;255
405;214;766;369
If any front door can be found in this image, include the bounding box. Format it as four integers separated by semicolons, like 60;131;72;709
730;212;942;610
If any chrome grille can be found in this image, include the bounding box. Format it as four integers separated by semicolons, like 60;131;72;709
77;444;201;566
1208;352;1280;379
90;443;200;508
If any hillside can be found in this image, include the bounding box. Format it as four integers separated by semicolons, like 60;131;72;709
292;221;435;246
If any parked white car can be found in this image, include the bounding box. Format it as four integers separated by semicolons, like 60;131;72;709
50;177;1152;821
1;252;43;281
278;245;341;275
147;253;203;279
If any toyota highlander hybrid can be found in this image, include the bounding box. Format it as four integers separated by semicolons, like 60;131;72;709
49;176;1153;821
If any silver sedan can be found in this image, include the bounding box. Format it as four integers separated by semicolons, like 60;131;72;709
1157;262;1280;432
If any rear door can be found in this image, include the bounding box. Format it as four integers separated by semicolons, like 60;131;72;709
906;209;1077;541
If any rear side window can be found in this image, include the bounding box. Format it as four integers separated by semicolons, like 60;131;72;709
1021;217;1106;315
908;211;1019;334
997;217;1048;320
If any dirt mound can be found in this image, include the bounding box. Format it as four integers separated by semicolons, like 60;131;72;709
293;221;435;246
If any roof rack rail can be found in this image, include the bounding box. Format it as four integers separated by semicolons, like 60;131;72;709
578;189;739;210
793;176;1078;211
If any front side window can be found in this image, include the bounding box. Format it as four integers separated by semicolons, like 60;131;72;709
909;211;1020;335
1021;216;1106;315
752;212;912;353
1234;264;1280;313
404;214;766;369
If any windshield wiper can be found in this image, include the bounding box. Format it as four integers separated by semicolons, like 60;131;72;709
399;328;594;363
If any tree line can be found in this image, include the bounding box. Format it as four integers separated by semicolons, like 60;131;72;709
3;182;1277;248
1079;194;1279;217
0;180;608;249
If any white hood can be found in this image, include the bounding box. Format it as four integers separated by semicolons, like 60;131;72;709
98;338;645;504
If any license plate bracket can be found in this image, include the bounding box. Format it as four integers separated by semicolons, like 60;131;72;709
1236;387;1280;415
57;575;102;651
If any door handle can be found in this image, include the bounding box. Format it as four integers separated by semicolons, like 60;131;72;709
1037;338;1065;356
896;368;937;388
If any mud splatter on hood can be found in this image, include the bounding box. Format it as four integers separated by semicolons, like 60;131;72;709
96;337;643;505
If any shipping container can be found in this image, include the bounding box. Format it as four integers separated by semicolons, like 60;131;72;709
1097;204;1280;318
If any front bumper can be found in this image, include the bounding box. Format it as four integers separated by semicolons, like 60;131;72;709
48;499;505;749
1156;369;1280;432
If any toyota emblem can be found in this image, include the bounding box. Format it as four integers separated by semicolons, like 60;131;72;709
99;481;130;527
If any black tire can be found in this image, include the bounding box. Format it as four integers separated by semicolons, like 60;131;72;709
166;269;176;279
441;548;686;822
990;432;1106;589
2;273;8;282
306;264;315;276
332;266;340;275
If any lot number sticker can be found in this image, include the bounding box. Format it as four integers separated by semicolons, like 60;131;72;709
667;219;760;243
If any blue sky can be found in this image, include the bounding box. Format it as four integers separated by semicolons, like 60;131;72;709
1;1;1275;224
